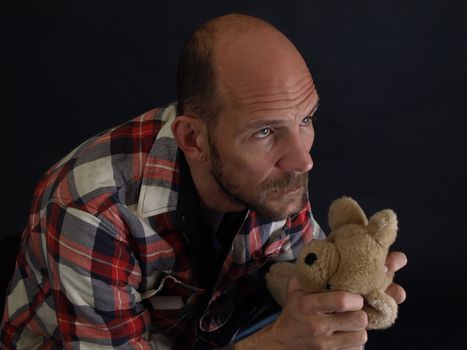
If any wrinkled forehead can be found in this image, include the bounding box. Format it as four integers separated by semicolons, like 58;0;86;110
223;76;317;121
218;67;317;122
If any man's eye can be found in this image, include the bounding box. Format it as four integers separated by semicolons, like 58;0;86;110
254;127;272;138
301;116;312;125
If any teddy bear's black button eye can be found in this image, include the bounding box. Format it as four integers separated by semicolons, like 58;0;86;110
326;283;332;290
304;253;317;266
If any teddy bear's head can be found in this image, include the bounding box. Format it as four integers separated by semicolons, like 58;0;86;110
296;196;397;296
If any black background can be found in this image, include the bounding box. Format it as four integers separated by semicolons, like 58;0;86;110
1;1;466;349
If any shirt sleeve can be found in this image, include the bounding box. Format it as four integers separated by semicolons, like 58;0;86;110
44;202;159;349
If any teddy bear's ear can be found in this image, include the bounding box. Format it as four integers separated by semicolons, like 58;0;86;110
368;209;398;247
328;196;368;231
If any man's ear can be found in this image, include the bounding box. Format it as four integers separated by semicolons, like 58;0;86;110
171;115;209;162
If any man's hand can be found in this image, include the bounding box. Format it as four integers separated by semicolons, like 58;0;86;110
236;251;407;350
236;276;368;350
384;250;408;304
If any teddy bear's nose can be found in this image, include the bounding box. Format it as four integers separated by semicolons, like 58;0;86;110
304;253;317;266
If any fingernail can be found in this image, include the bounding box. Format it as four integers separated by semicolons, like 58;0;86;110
384;265;389;273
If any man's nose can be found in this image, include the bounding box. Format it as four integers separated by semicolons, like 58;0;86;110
276;134;313;174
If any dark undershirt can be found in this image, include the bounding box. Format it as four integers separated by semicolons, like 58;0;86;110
173;153;246;293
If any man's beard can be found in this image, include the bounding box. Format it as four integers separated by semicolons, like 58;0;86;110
209;139;308;220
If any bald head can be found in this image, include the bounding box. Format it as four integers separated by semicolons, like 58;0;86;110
176;14;312;126
199;13;276;37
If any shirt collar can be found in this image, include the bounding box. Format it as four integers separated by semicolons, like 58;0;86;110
137;103;181;217
172;152;205;232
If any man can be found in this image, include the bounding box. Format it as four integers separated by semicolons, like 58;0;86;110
1;14;406;349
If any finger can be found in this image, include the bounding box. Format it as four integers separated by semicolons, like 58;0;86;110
326;330;368;350
385;282;407;304
301;291;364;314
322;310;368;333
385;251;407;273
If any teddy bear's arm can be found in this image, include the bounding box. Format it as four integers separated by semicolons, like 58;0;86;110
364;288;398;330
265;262;296;305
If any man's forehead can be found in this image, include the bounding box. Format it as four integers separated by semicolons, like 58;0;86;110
218;74;318;118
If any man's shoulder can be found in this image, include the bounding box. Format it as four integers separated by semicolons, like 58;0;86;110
35;104;179;211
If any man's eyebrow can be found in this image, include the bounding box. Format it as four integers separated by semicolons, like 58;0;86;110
242;118;286;131
244;99;320;130
307;99;320;116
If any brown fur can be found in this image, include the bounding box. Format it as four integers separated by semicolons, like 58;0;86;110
266;196;398;329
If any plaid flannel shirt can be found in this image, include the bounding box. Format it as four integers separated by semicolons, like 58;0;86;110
1;104;323;349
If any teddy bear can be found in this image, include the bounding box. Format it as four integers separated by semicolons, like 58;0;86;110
266;196;398;329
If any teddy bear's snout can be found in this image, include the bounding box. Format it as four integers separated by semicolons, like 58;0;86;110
304;253;317;266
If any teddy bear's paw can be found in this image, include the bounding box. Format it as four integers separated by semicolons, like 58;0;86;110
364;289;398;330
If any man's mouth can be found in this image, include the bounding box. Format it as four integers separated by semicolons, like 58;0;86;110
269;184;304;194
285;185;303;193
265;173;308;194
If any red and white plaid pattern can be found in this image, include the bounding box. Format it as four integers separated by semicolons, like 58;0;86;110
1;104;323;349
